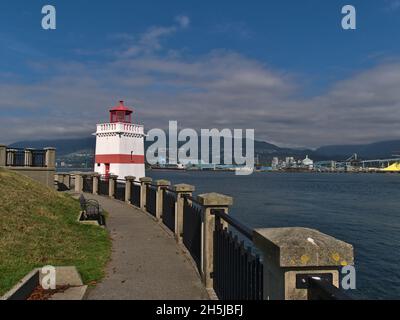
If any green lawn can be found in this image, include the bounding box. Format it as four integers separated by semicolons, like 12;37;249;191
0;168;111;296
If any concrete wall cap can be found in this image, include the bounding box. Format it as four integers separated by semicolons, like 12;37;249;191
82;172;95;176
172;184;195;192
197;192;233;206
125;176;136;181
44;147;56;150
139;177;152;183
253;227;354;268
154;179;171;186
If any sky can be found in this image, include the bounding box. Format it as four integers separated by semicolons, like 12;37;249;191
1;0;400;147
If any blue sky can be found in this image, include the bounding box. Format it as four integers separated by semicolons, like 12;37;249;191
1;0;400;147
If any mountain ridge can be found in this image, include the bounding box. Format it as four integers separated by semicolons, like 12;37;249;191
9;137;400;162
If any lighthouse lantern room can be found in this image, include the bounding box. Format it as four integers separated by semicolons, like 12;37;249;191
94;100;145;179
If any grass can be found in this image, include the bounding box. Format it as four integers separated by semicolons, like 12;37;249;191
0;168;111;296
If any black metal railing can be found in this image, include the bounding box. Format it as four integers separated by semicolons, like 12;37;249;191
162;189;176;232
306;277;352;300
31;150;46;167
146;185;157;216
212;209;263;300
82;175;93;193
131;182;141;207
98;178;109;196
182;197;202;272
115;180;126;201
5;148;47;167
6;149;25;166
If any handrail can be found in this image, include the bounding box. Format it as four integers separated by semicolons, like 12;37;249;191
308;277;352;300
211;209;253;241
182;194;204;206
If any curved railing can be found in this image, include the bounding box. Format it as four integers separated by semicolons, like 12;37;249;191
59;173;355;301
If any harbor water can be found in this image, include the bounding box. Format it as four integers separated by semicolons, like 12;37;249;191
147;171;400;299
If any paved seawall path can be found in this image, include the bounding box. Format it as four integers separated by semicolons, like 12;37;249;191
77;193;208;300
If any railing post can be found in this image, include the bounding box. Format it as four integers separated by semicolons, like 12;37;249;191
74;173;83;193
93;173;100;195
24;149;33;167
0;145;6;166
44;147;56;168
6;149;16;166
62;173;71;190
197;192;233;290
253;227;354;300
139;177;152;210
125;176;136;204
58;173;67;190
109;174;118;198
154;180;171;220
172;184;195;242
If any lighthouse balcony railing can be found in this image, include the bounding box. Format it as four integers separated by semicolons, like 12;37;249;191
96;123;144;135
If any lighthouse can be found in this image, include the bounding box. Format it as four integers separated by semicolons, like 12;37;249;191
94;100;145;179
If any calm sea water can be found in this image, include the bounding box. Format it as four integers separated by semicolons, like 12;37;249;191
147;171;400;299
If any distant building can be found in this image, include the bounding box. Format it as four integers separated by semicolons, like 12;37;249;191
271;157;279;169
302;155;314;169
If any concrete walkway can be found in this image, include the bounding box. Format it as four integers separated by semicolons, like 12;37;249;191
81;193;208;300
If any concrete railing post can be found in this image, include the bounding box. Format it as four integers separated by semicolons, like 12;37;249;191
0;145;6;166
154;180;171;220
139;177;152;210
7;149;15;166
44;147;56;168
125;176;136;204
24;149;33;167
63;174;71;190
253;227;354;300
197;192;233;289
172;184;195;242
93;173;100;195
54;173;61;182
74;173;83;193
109;174;118;198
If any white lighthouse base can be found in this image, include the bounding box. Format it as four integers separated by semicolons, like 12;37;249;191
95;163;145;180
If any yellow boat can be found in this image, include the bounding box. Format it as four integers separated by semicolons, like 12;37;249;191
382;162;400;172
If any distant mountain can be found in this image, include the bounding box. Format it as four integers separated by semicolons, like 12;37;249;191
315;140;400;160
8;136;315;163
10;137;96;157
10;136;400;163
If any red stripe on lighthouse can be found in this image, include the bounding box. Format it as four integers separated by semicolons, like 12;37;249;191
95;154;145;164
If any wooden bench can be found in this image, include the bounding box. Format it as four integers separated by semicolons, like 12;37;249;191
79;194;106;226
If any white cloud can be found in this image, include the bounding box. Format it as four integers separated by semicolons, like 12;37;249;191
175;15;190;29
1;19;400;148
118;17;190;58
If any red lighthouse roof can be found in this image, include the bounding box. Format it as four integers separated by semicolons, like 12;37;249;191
109;100;133;113
109;100;133;123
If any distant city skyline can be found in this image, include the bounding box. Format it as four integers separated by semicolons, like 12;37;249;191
1;1;400;148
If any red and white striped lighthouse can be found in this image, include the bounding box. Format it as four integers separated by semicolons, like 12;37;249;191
94;100;145;179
